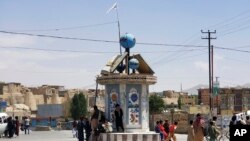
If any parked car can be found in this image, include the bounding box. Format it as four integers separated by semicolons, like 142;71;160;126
0;113;8;138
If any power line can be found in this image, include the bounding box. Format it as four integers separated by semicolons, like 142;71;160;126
206;9;250;29
214;46;250;53
152;51;207;66
232;45;250;49
4;21;118;32
136;42;206;48
0;46;204;54
0;30;118;43
219;25;250;37
0;30;209;48
1;30;250;53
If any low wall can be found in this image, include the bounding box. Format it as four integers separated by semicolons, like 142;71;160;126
149;112;210;134
34;126;51;131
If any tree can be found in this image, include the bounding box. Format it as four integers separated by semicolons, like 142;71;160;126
178;96;182;109
149;94;165;114
70;94;80;120
70;93;88;120
78;93;87;117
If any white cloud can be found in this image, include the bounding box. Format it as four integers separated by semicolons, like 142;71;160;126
194;61;208;72
214;54;224;61
0;50;82;62
0;62;8;70
0;35;36;47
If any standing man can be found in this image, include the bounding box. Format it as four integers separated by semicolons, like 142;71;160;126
114;104;124;132
72;120;78;138
77;116;86;141
91;105;101;131
85;118;92;141
163;120;170;136
246;116;250;125
193;113;205;141
208;121;220;141
167;121;178;141
187;120;195;141
7;117;14;138
24;116;30;134
14;116;20;136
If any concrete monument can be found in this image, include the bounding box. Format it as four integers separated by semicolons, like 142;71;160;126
97;33;159;141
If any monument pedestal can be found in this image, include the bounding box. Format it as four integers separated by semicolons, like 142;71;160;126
97;74;156;133
97;33;157;136
98;132;160;141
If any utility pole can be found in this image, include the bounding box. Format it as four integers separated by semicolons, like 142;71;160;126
180;83;183;92
95;75;99;106
201;30;216;112
215;76;220;114
211;45;214;112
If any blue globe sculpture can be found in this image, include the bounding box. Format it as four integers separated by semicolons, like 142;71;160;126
117;64;126;73
120;33;136;49
129;58;139;69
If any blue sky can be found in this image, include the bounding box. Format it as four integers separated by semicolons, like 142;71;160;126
0;0;250;92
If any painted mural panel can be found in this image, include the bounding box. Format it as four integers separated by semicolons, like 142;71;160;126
126;84;141;125
106;84;120;122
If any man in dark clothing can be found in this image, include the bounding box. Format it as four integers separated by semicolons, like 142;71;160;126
15;116;20;136
163;119;170;134
77;117;86;141
7;117;14;138
114;104;124;132
85;118;92;141
91;105;100;131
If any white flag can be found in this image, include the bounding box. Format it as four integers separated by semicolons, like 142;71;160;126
106;2;117;14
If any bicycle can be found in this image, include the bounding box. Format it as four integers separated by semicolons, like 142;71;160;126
205;129;229;141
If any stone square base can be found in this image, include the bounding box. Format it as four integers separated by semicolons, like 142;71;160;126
98;132;160;141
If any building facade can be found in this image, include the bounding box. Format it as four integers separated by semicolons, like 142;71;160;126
220;88;250;115
162;90;196;107
198;88;221;108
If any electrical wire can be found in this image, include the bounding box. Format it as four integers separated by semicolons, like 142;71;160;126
0;30;208;48
0;30;118;43
0;46;205;54
206;9;250;29
4;21;118;32
219;25;250;37
0;31;250;54
152;51;207;66
214;46;250;53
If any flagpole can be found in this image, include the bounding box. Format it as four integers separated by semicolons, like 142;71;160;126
115;3;122;55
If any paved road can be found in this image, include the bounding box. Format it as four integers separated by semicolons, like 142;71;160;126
1;130;189;141
1;130;76;141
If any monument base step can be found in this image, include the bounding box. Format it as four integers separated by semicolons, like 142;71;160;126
97;132;160;141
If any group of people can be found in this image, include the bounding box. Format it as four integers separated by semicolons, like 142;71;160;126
229;115;250;126
0;116;30;138
155;113;225;141
187;113;228;141
187;113;250;141
73;104;124;141
154;119;178;141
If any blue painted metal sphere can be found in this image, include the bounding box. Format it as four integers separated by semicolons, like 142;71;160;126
120;33;136;49
129;58;139;69
117;64;126;72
